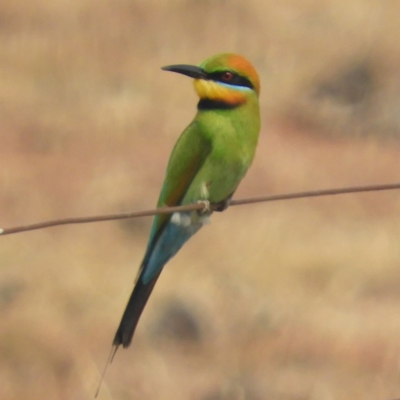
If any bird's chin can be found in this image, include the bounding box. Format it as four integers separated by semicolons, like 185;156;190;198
193;79;246;105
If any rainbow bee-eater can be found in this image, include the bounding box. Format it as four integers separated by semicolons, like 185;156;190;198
114;53;261;350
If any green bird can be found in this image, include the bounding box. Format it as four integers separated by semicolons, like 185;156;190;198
114;53;261;350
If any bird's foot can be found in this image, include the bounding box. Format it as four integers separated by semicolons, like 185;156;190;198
197;200;211;215
214;198;231;212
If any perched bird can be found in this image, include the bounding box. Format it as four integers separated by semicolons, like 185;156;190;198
114;53;261;350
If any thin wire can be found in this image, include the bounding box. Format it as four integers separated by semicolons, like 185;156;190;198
1;182;399;236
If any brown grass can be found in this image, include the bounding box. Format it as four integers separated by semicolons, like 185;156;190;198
1;1;400;399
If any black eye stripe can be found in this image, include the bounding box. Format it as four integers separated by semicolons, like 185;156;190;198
207;71;254;90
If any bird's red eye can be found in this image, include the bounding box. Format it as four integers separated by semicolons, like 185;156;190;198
222;71;233;81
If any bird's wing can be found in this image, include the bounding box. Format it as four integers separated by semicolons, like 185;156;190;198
114;121;211;349
146;120;212;258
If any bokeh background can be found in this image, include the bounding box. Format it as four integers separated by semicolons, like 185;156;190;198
1;1;400;399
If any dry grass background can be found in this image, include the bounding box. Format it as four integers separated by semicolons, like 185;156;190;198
1;1;400;399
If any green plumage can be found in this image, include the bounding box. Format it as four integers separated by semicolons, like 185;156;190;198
113;53;261;349
149;101;260;248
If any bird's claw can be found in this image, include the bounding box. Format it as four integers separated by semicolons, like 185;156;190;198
197;200;211;214
214;198;231;212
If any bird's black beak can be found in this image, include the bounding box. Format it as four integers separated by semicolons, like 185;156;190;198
161;64;208;79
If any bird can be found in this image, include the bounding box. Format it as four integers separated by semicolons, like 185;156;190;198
114;53;261;350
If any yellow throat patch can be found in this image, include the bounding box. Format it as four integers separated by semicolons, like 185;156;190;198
193;79;246;105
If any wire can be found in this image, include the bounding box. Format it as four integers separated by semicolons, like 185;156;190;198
1;182;399;236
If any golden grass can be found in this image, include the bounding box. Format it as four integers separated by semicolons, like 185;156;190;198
1;1;400;399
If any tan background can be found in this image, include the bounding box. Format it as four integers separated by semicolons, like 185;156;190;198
1;1;400;399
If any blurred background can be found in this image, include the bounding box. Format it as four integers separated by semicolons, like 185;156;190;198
1;0;400;399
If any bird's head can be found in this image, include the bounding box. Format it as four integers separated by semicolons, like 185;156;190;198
162;53;260;107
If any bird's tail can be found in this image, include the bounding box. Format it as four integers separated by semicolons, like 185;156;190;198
96;269;161;397
113;269;161;348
